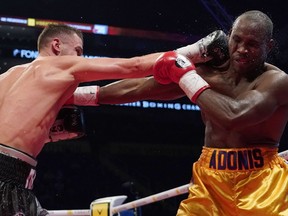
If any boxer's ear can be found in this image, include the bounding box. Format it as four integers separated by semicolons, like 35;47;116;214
267;38;275;52
51;38;61;55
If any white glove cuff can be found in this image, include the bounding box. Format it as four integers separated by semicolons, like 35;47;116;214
179;71;210;103
73;86;99;106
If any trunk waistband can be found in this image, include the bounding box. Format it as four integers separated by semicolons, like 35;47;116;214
0;143;37;167
198;146;279;171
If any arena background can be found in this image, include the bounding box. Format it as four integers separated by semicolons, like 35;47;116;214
0;0;288;215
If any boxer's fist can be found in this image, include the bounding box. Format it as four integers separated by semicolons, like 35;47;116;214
153;51;196;84
48;106;85;142
201;30;229;66
177;30;229;66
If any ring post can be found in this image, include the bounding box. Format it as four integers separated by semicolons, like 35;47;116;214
90;195;127;216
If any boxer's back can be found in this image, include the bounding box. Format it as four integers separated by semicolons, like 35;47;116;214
0;59;77;157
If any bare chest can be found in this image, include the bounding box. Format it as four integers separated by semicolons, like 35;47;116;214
200;69;256;98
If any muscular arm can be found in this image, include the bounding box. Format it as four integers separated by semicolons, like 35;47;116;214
98;76;185;104
69;53;163;82
196;70;288;130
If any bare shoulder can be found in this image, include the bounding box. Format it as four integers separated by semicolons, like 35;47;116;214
0;62;31;80
262;62;287;79
264;62;284;72
34;55;83;67
256;63;288;103
4;62;31;72
28;56;85;77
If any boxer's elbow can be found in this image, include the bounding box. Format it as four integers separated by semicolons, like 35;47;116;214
219;110;251;131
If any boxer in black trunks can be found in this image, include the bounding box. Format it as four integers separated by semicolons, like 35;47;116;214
0;23;160;215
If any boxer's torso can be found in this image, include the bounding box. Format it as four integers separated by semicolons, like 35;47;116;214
0;58;79;157
196;63;288;148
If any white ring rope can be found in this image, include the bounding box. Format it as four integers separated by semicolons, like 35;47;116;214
279;149;288;160
48;209;89;215
112;183;190;214
48;149;288;216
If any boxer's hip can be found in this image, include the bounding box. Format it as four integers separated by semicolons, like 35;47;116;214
198;146;280;171
0;143;37;189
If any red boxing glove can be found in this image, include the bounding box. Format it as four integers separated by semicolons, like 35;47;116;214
153;51;196;84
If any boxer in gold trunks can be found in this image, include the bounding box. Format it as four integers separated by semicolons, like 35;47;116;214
151;10;288;215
